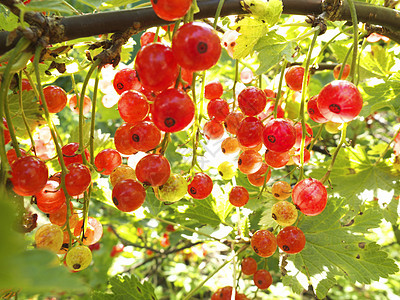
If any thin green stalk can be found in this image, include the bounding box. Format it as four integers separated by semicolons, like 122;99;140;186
288;27;320;43
213;0;225;29
299;29;320;180
33;46;74;247
153;27;160;42
258;74;262;89
89;67;100;166
374;127;400;166
338;43;354;80
308;124;324;150
183;245;249;300
347;0;358;83
321;123;348;184
315;32;342;65
356;38;367;86
232;59;239;108
273;60;287;119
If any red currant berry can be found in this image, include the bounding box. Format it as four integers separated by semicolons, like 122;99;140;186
211;286;238;300
94;149;122;175
253;269;273;289
60;143;90;167
263;119;296;153
150;0;192;21
110;164;136;187
21;79;33;91
241;257;257;275
188;172;213;199
65;163;91;197
69;94;92;115
229;186;249;207
221;137;240;154
264;149;290;168
236;116;264;148
11;156;48;196
172;22;221;71
135;43;179;92
277;226;306;254
204;81;223;100
294;122;313;149
140;32;160;47
264;89;276;99
7;148;27;165
35;180;66;214
285;66;310;91
238;87;267;116
74;217;103;246
135;154;171;187
112;179;146;212
42;85;68;113
271;181;292;201
333;63;350;80
166;224;175;232
292;178;327;216
247;163;271;187
207;99;229;122
307;95;328;123
114;123;137;155
152;88;195;132
224;111;244;135
118;90;150;124
203;120;224;140
49;202;75;227
129;121;161;152
292;148;311;166
251;230;277;257
317;80;363;123
238;150;263;175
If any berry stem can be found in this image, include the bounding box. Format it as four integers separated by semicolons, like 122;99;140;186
153;26;160;43
338;43;354;80
347;0;359;83
308;123;324;150
183;244;249;300
89;65;100;166
213;0;225;30
232;59;239;108
273;60;287;119
320;123;348;184
374;126;400;166
19;71;36;154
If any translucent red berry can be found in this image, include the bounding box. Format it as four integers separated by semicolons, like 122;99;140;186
264;149;290;168
205;81;223;100
65;163;91;197
294;122;313;149
285;66;310;91
35;180;66;214
263;119;296;153
118;90;150;124
292;178;327;216
307;95;328;123
241;257;257;275
247;163;271;187
207;99;229;122
61;143;90;167
112;179;146;212
238;150;263;175
129;121;161;152
236;116;264;148
188;172;213;199
221;137;240;154
203;120;224;140
333;64;350;80
238;87;267;116
94;149;122;175
277;226;306;254
251;230;277;257
150;0;192;21
211;286;238;300
135;154;171;187
224;111;245;135
114;123;137;155
253;269;273;289
229;186;249;207
69;94;92;115
42;85;68;113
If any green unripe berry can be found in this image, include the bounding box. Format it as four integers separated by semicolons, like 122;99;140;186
217;161;236;180
325;121;341;134
157;174;188;202
66;245;92;272
271;201;298;226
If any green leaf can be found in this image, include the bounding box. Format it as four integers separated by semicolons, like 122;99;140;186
243;0;283;25
359;45;395;78
18;0;75;14
184;197;221;227
258;196;279;229
92;274;158;300
144;188;164;217
281;275;305;295
288;197;398;298
0;7;19;31
8;91;46;139
232;18;268;59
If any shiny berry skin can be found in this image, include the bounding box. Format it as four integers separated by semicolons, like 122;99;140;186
129;121;161;152
65;245;92;271
237;116;264;148
265;149;290;168
292;148;311;166
118;90;150;124
11;156;48;196
294;122;313;149
247;163;271;187
241;257;257;275
113;68;141;95
203;120;224;140
224;111;244;135
114;123;137;155
35;223;63;253
221;137;239;154
188;172;213;199
65;163;91;197
42;85;68;113
112;179;146;212
211;286;238;300
49;202;75;227
292;178;327;216
7;148;27;165
69;94;92;115
35;180;66;214
271;201;298;226
61;143;90;167
205;81;223;100
277;226;306;254
218;161;236;180
21;78;33;91
140;32;159;47
238;150;263;175
271;181;292;200
94;148;122;175
172;22;221;71
229;186;249;207
207;99;229;122
157;173;188;202
307;95;328;123
238;87;267;116
317;80;363;123
74;217;103;246
263;119;296;153
251;229;277;257
333;63;350;80
135;43;179;92
285;66;310;91
150;0;192;21
2;118;10;145
110;164;136;187
325;121;341;134
253;269;273;289
135;154;171;186
152;88;195;132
